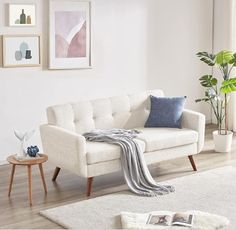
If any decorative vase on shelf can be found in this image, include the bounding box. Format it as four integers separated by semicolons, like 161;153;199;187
14;130;35;159
27;15;31;24
20;9;26;24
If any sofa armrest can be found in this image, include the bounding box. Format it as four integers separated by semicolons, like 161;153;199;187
40;124;87;177
182;109;205;153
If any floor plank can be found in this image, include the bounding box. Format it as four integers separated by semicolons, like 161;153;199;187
0;125;235;229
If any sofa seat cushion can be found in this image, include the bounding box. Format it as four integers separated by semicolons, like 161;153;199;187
86;138;145;164
135;127;198;152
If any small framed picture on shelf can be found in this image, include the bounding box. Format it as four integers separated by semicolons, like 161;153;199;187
8;4;36;26
2;35;41;68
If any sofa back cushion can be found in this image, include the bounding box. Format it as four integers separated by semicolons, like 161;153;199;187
47;89;164;134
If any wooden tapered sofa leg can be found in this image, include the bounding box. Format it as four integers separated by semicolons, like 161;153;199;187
188;155;197;171
87;177;94;197
52;167;61;181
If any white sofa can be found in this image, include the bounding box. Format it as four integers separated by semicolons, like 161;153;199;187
40;89;205;196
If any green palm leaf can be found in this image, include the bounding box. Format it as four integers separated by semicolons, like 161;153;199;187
196;52;215;66
215;50;234;66
195;98;210;103
199;75;217;87
229;53;236;66
220;77;236;93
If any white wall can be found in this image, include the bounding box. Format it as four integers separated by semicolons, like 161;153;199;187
0;0;213;163
213;0;236;129
213;0;232;51
147;0;213;122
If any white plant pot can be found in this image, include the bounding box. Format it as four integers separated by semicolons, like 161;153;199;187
212;130;233;153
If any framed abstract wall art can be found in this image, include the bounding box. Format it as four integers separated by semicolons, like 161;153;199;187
3;35;41;67
9;4;36;26
49;0;91;69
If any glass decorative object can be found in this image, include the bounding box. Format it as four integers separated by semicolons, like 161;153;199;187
14;130;35;159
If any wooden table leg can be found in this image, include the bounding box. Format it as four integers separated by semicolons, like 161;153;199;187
27;165;32;206
38;163;47;194
8;164;16;197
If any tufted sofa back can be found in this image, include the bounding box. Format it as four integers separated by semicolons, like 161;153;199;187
46;89;164;134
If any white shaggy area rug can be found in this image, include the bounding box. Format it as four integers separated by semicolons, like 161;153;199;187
40;167;236;229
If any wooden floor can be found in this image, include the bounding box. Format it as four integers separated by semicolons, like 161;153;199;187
0;125;236;229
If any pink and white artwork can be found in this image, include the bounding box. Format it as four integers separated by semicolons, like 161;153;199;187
49;0;91;69
55;11;86;58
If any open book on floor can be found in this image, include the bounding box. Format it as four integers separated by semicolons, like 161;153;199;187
147;212;194;227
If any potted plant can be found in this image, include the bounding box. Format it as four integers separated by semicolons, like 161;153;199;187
196;50;236;152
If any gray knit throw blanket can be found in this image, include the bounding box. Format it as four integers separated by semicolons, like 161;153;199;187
83;129;174;196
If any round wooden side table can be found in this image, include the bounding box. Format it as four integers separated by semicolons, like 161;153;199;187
7;154;48;206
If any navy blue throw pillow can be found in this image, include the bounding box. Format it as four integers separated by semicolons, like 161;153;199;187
145;96;186;128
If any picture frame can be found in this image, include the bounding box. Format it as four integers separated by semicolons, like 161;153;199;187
8;4;36;27
2;35;41;68
49;0;91;69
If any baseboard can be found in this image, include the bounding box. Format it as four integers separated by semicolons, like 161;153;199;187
206;119;212;125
